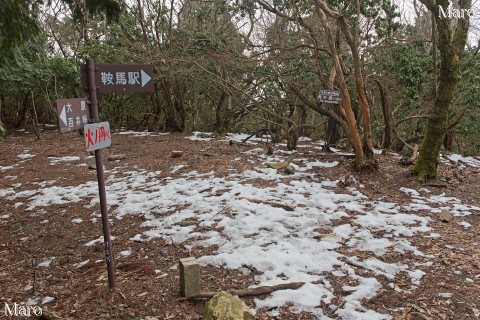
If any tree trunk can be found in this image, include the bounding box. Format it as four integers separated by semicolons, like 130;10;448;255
443;132;453;152
148;84;164;131
15;96;29;129
413;0;470;180
160;79;184;131
372;78;395;149
314;0;375;162
0;95;6;138
326;107;341;145
413;110;447;179
297;105;307;137
286;128;298;150
326;55;341;146
213;91;227;133
337;15;374;160
173;83;186;130
286;106;297;150
314;3;365;167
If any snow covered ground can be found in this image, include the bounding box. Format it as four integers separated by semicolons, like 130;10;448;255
1;132;479;319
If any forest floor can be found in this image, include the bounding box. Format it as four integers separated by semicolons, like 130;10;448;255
1;128;479;320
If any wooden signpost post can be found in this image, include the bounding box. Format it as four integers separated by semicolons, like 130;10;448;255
56;59;154;290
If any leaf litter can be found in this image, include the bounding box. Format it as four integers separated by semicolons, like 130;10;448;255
0;130;479;319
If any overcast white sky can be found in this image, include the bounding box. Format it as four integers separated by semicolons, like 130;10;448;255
395;0;480;44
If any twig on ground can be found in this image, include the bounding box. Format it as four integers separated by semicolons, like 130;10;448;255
178;281;305;301
343;259;368;271
410;311;432;320
37;308;72;320
317;153;356;159
240;197;295;211
323;300;346;317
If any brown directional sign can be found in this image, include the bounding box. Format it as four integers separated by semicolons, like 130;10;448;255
81;64;154;93
318;90;343;104
56;98;90;133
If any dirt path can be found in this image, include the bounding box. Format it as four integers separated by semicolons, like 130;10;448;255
1;129;479;319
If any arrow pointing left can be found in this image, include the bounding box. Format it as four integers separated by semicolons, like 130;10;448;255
56;98;89;133
60;106;67;126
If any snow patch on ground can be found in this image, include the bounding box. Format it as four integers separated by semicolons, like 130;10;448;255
117;130;170;137
48;156;81;165
0;188;15;197
41;296;55;304
85;236;116;247
73;260;90;269
458;221;472;229
119;249;132;257
443;154;480;167
2;136;480;319
0;165;16;171
7;165;437;318
17;152;35;159
400;188;480;217
186;131;213;141
225;133;265;144
171;164;187;173
38;257;55;267
8;181;98;210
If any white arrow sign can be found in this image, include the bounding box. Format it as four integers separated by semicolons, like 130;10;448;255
84;64;154;93
141;69;151;88
56;98;89;133
59;106;67;126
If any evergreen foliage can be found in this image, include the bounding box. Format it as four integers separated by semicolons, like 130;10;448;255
0;0;478;172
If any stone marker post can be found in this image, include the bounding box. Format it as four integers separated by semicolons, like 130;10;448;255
180;257;200;297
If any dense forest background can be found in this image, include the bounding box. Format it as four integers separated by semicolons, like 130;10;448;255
1;0;479;161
